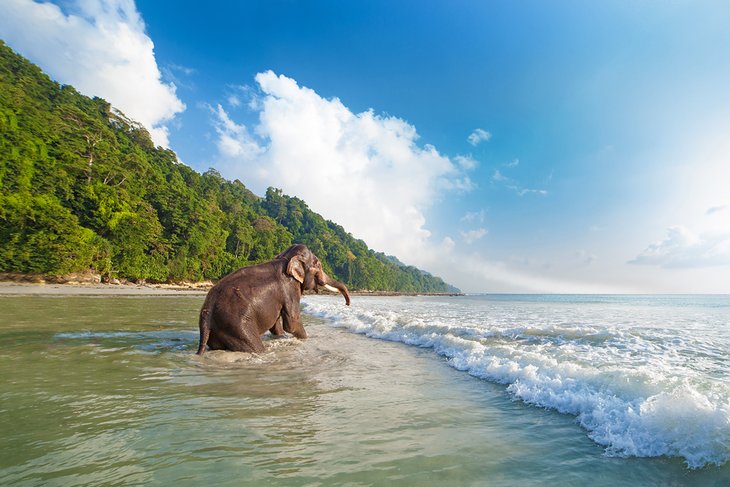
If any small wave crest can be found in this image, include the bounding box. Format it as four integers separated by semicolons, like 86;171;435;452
302;298;730;469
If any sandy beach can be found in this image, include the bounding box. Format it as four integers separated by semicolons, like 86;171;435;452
0;281;210;295
0;281;463;297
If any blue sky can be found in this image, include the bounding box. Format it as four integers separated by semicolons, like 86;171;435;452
2;0;730;292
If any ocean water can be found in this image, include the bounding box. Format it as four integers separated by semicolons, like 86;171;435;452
304;294;730;471
0;293;728;486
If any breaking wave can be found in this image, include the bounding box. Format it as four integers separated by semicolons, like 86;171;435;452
303;295;730;469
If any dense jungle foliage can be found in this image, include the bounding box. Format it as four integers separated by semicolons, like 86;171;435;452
0;41;458;293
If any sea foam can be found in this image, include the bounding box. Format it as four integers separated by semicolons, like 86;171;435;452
302;295;730;469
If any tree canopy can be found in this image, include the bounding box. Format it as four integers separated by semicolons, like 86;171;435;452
0;41;459;293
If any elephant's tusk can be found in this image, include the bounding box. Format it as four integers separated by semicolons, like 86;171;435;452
323;284;340;294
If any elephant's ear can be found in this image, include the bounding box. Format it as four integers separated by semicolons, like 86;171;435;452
286;256;306;284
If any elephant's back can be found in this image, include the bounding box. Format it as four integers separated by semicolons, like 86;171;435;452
213;260;285;288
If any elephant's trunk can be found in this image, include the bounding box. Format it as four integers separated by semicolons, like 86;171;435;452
319;272;351;306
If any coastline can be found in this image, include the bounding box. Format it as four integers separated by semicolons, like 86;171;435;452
0;281;463;297
348;291;463;297
0;281;210;295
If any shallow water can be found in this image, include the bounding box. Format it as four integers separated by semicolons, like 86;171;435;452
1;294;728;486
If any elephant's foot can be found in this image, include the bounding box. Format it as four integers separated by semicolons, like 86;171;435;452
291;328;308;339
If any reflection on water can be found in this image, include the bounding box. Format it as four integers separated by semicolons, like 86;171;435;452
0;295;727;486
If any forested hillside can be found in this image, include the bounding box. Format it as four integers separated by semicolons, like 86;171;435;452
0;41;458;293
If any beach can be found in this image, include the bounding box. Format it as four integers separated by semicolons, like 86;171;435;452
0;282;464;297
0;281;210;296
0;288;728;485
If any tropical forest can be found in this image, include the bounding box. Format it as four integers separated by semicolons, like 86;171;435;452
0;41;458;293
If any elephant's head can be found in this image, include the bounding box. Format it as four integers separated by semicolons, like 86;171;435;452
277;244;351;305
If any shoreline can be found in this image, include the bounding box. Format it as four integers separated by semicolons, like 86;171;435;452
0;282;209;295
346;290;464;297
0;281;464;297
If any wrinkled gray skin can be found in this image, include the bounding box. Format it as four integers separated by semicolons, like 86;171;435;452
196;244;351;354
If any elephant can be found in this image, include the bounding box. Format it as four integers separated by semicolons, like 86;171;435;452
196;244;351;354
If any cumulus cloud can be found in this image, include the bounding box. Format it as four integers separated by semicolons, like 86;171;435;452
467;128;491;146
0;0;185;147
630;226;730;268
209;73;593;292
212;70;472;263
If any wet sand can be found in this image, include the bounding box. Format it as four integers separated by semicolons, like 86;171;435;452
0;282;209;295
0;282;461;297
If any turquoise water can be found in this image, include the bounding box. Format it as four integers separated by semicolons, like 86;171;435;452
0;293;728;485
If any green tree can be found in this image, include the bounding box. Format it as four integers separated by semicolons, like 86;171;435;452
0;41;458;292
0;194;98;274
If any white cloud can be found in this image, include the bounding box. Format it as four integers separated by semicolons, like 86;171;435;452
517;188;548;197
454;155;478;170
0;0;185;147
439;175;476;192
227;95;242;108
505;158;520;168
467;128;491;146
491;169;548;197
440;236;456;254
461;228;488;245
461;210;486;224
210;73;600;293
212;70;473;263
210;104;263;160
631;226;730;268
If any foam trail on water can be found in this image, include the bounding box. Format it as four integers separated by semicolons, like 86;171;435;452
302;296;730;469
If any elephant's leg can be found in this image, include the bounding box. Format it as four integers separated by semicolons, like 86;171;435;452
209;324;266;353
269;316;285;337
220;331;266;353
206;333;224;351
281;303;307;339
